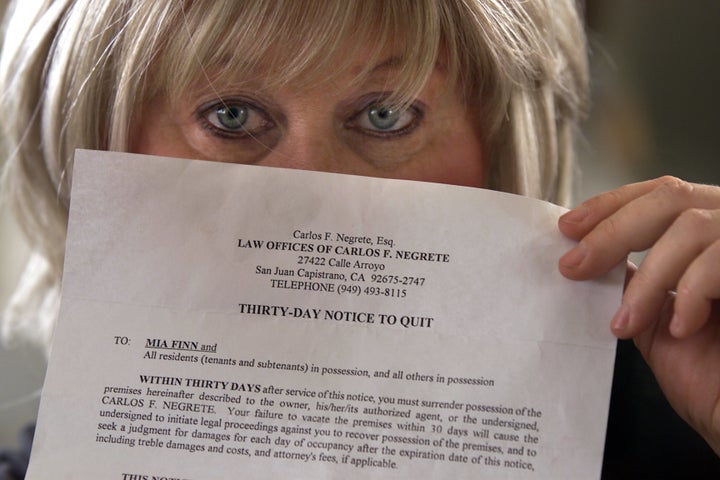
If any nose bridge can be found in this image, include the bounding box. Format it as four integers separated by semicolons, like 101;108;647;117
264;133;336;171
259;113;341;173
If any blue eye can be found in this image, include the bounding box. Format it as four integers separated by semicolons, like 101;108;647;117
200;100;273;138
368;106;401;130
356;103;418;134
214;105;247;130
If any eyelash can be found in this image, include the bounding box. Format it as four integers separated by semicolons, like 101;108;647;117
347;99;424;138
197;98;275;140
196;96;425;140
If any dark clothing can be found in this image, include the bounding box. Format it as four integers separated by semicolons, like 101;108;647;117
0;425;33;480
602;340;720;479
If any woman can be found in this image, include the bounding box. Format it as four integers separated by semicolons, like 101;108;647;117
1;0;718;477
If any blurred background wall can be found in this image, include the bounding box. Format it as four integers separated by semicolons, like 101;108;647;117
580;0;720;198
0;0;718;453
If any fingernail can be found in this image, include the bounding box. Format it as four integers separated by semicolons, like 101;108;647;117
669;313;685;338
560;206;589;225
559;242;587;268
611;304;630;333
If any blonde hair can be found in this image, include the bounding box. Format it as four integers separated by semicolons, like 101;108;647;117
0;0;589;352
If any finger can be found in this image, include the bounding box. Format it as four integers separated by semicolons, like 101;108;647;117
559;180;720;280
558;176;675;240
624;260;637;290
671;237;720;338
632;291;673;357
611;208;720;338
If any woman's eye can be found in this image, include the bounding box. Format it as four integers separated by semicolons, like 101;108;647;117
212;104;247;130
199;100;273;138
355;103;419;134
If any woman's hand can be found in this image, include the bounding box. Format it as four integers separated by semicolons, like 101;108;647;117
557;176;720;456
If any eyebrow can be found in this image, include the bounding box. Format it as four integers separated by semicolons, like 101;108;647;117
364;54;446;77
368;56;405;74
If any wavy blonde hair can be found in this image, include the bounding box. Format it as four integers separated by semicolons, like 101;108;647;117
0;0;589;352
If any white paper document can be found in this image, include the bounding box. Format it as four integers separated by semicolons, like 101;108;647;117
27;150;623;479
